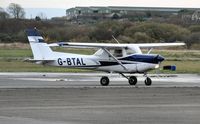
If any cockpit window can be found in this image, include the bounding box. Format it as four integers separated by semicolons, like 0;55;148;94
109;48;136;57
126;48;135;55
109;49;123;57
114;49;123;57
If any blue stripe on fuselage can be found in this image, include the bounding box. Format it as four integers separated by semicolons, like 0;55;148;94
99;61;132;66
119;54;164;64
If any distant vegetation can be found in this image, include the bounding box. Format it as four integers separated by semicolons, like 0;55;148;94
0;3;200;49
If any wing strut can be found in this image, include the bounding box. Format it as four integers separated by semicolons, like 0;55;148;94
102;48;128;71
147;48;153;54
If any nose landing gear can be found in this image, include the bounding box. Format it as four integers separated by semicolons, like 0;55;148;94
144;73;152;86
144;77;152;86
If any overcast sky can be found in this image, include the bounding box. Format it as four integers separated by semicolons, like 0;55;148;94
1;0;200;8
1;0;200;18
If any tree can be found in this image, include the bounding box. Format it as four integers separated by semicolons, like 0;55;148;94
37;12;47;20
7;3;25;19
35;16;41;21
0;7;9;19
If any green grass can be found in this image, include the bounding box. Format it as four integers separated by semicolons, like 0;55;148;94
142;49;200;59
0;60;199;73
0;48;199;73
0;49;32;58
0;60;91;72
0;48;95;58
160;60;200;74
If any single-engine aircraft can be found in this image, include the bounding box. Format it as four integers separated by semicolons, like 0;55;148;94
25;28;185;86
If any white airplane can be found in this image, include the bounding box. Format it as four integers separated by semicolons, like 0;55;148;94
26;28;185;86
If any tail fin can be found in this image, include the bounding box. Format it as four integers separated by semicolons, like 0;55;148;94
26;28;54;60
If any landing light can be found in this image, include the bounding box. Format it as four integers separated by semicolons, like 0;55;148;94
155;64;159;69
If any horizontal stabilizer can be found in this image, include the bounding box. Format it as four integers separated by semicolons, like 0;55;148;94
24;58;55;63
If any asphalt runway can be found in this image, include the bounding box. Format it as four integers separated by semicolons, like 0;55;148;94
0;73;200;124
0;73;200;88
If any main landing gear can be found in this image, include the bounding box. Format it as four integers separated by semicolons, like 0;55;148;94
100;76;110;86
99;73;152;86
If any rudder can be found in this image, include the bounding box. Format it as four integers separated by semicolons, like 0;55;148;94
26;28;54;60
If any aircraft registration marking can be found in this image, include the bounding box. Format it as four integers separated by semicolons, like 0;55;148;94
57;58;86;66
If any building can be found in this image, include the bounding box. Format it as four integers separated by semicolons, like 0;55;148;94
66;6;200;20
192;10;200;21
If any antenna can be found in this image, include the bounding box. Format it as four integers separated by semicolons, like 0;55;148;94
112;35;120;44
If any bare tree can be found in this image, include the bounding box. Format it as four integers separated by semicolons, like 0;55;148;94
7;3;25;19
0;7;10;19
37;12;47;20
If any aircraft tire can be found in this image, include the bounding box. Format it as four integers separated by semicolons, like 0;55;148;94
145;77;152;86
100;76;109;86
129;76;137;85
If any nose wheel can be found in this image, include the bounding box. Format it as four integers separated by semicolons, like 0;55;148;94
143;72;152;86
144;77;152;86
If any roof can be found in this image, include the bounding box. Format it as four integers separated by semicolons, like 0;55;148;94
66;6;200;12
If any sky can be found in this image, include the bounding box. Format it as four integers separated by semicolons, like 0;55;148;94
1;0;200;18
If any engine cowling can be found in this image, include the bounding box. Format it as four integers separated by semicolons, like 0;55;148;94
136;63;156;72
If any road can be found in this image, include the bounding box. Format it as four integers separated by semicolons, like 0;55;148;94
0;73;200;124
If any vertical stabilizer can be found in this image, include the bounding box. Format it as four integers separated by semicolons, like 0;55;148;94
26;28;54;60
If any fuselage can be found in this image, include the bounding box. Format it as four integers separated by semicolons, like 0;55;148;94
46;51;164;73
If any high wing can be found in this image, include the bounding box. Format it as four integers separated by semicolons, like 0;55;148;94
136;42;185;48
47;42;185;48
48;42;129;48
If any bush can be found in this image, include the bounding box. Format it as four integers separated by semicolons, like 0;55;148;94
45;29;61;42
88;20;125;41
186;32;200;49
43;25;93;43
0;33;12;42
124;22;190;42
188;25;200;32
133;32;153;43
16;30;27;43
117;35;134;43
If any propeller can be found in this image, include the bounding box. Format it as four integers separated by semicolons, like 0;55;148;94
154;55;164;77
155;61;163;77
